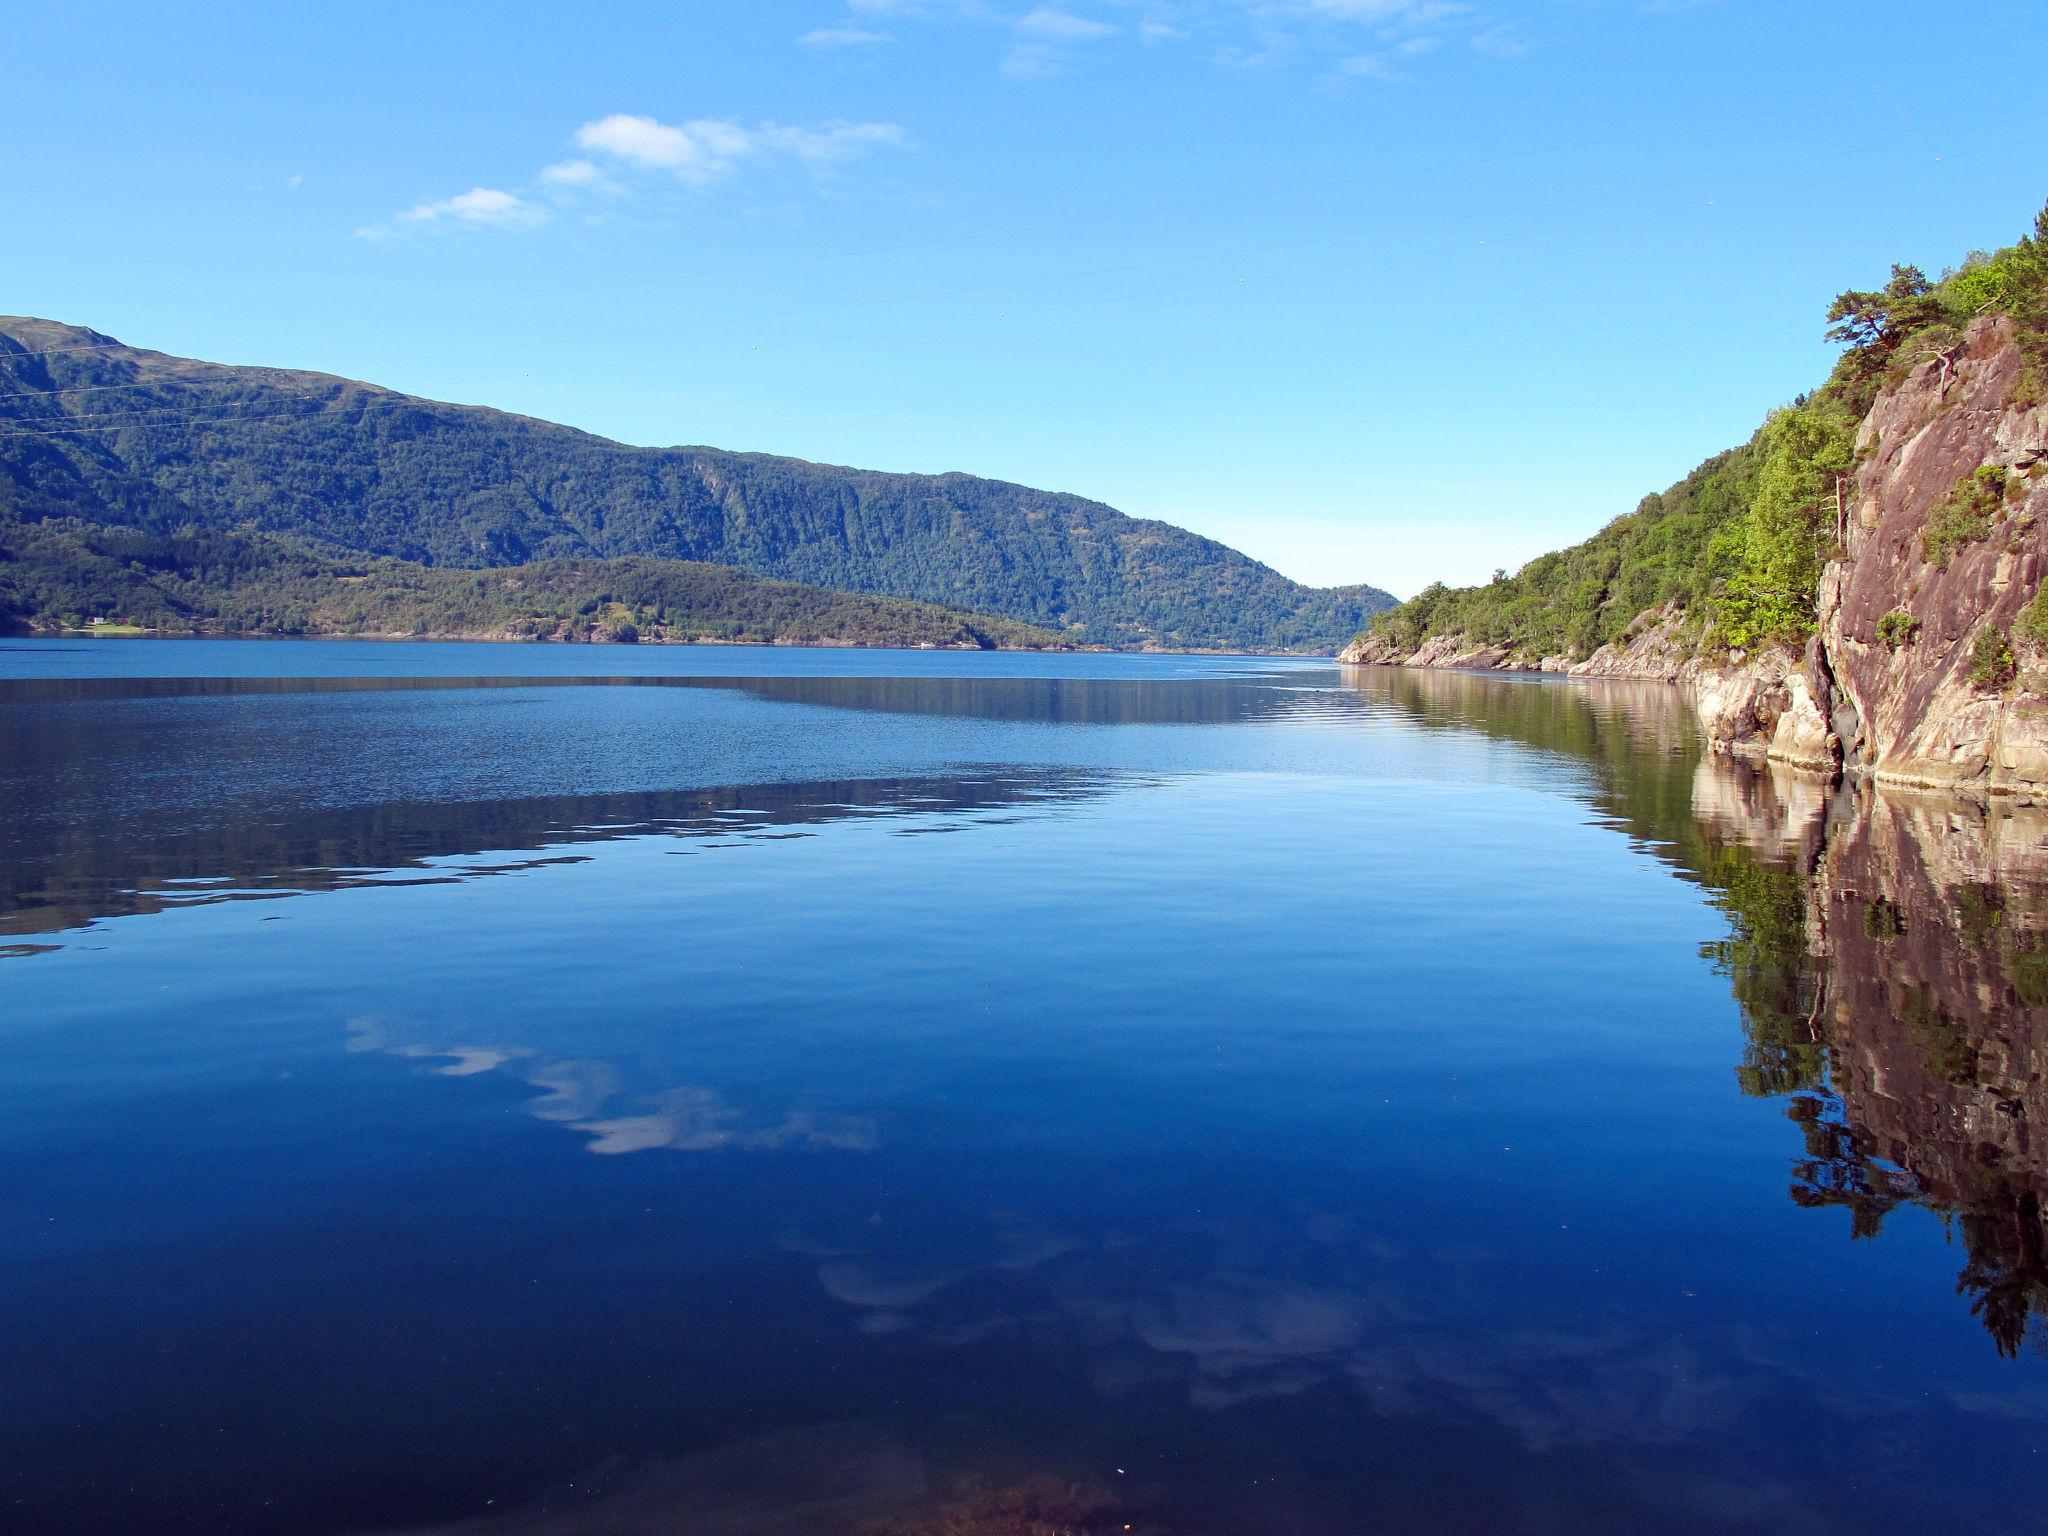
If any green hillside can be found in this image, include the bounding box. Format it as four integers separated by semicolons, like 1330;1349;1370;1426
0;518;1069;648
1364;200;2048;662
0;319;1392;652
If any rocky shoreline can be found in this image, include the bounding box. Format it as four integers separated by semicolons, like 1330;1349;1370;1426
1344;316;2048;800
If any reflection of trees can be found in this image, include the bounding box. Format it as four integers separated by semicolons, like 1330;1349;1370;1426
1342;666;2048;1359
1958;1195;2048;1359
1782;1092;1915;1242
1701;847;1825;1099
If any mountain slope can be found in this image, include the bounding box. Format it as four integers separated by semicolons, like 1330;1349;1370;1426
0;517;1069;648
1349;200;2048;669
0;318;1391;651
1344;198;2048;796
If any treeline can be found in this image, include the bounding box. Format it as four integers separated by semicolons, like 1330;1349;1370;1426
1367;200;2048;661
0;320;1392;652
0;518;1071;649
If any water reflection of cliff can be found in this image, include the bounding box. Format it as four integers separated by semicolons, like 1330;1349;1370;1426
1343;666;2048;1358
1788;796;2048;1357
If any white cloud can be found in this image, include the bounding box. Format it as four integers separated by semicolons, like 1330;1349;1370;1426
566;113;907;185
997;4;1122;76
361;186;549;237
574;113;757;183
800;25;894;46
846;0;988;13
1015;6;1118;39
801;0;1527;77
538;158;605;186
1338;51;1396;78
1001;42;1069;77
1288;0;1431;18
362;109;910;236
1469;22;1528;56
759;120;911;166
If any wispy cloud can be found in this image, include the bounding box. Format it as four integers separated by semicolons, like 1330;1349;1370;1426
573;113;759;184
358;185;550;238
360;111;910;237
1000;4;1122;75
1468;21;1528;56
799;25;895;46
1015;5;1118;38
800;0;1529;81
538;158;606;187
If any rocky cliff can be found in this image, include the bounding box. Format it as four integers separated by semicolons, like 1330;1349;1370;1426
1343;317;2048;798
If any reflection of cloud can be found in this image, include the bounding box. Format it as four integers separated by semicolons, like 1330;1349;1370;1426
522;1058;621;1122
819;1258;962;1309
797;1206;2007;1456
436;1046;523;1077
1344;1323;1738;1451
576;1088;875;1156
343;1017;875;1159
1128;1281;1366;1370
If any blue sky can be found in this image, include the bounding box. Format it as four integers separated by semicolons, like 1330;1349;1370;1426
5;1;2044;596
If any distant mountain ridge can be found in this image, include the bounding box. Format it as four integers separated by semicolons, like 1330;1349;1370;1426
0;318;1391;651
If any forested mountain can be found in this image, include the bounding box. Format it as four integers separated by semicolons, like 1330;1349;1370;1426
1358;201;2048;664
0;517;1067;648
0;318;1391;651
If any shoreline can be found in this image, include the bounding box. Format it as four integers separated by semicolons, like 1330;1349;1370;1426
1;629;1343;661
1340;655;2048;806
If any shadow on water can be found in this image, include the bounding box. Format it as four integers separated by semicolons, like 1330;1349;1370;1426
1342;665;2048;1362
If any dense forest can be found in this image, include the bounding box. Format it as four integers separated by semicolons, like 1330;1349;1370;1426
1365;201;2048;661
0;319;1391;652
0;517;1069;648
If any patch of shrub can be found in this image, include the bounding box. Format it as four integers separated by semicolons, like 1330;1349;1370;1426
1877;609;1921;648
2022;581;2048;647
1968;624;2018;689
1922;465;2009;568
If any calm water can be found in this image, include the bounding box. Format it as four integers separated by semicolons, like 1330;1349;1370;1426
2;639;2044;1535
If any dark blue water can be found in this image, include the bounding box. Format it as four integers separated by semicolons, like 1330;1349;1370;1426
2;640;2044;1535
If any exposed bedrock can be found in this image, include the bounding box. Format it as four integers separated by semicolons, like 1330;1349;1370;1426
1343;317;2048;798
